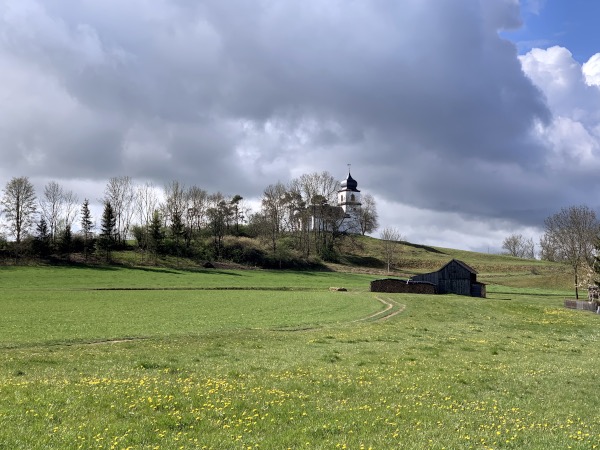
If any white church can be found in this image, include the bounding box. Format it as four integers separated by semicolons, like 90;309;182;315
310;170;363;234
337;171;362;233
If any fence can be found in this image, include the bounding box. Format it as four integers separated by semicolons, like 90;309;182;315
564;299;598;312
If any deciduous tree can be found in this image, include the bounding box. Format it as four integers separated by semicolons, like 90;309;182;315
39;181;63;243
103;176;135;244
1;176;37;245
260;183;288;253
207;196;228;258
230;194;244;233
185;185;208;242
133;182;160;256
502;234;535;259
358;193;379;235
381;227;403;273
541;205;599;299
292;171;339;206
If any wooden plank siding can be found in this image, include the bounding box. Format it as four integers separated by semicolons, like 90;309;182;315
411;259;486;297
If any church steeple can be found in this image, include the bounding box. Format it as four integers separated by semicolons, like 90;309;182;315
338;167;362;224
340;172;359;192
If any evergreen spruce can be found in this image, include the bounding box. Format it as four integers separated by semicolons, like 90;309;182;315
148;210;164;263
99;202;116;262
34;217;51;258
60;223;72;259
81;199;93;261
170;210;185;257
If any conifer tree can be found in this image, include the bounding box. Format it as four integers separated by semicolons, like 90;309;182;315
81;199;94;261
148;210;164;263
99;202;116;262
34;217;51;258
60;223;72;259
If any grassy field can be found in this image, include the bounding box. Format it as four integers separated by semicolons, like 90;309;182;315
0;262;599;449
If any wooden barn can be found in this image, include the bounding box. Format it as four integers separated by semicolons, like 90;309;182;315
410;259;486;297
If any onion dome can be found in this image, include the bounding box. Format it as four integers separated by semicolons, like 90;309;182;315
340;172;359;191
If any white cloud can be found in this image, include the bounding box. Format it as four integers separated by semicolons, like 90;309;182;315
583;53;600;87
520;47;600;177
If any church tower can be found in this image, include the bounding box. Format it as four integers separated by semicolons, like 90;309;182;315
338;169;362;233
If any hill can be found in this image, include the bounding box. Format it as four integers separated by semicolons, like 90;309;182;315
331;235;572;291
90;234;574;293
2;232;573;293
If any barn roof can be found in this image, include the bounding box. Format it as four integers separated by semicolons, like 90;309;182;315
440;258;478;274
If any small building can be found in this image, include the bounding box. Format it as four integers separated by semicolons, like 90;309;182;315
410;259;486;297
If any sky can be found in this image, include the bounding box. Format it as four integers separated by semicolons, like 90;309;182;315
1;0;600;253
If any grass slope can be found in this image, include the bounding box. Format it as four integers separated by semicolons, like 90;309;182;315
339;236;572;291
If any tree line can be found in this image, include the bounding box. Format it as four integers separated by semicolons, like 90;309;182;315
502;205;600;299
0;172;379;266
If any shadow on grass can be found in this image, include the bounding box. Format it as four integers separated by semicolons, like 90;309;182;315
402;242;447;254
343;255;383;268
10;259;245;277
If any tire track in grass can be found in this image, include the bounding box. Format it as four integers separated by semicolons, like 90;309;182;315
353;295;406;323
274;294;406;331
81;291;407;338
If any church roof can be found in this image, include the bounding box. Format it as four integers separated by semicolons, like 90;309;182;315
340;172;360;192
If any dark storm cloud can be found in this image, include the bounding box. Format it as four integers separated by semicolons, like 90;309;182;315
2;0;597;250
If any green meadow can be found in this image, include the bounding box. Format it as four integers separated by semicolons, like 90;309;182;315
0;262;599;449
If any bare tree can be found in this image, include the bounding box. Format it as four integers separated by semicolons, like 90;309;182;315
381;227;403;273
163;181;187;229
260;182;288;253
131;182;160;258
541;205;599;299
206;192;227;257
103;176;135;244
39;181;63;243
358;193;379;235
230;194;244;233
502;234;535;259
39;181;79;244
292;171;339;206
1;176;37;245
61;189;79;231
186;185;208;236
539;233;561;262
135;182;161;233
